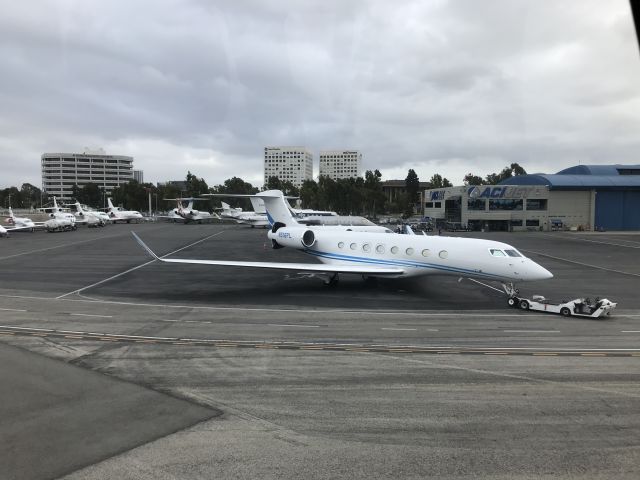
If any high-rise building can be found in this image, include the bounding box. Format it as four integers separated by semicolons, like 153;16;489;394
264;146;313;188
41;149;134;200
319;150;362;180
133;170;144;183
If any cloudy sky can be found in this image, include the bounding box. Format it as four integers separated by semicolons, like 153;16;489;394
1;0;639;189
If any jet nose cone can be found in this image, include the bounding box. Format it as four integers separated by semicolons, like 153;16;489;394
530;262;553;280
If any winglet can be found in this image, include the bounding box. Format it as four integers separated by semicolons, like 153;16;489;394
131;231;160;261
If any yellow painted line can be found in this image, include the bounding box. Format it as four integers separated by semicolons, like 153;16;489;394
345;348;371;352
301;346;324;350
533;353;558;356
631;353;640;357
0;332;15;336
172;342;190;345
484;352;509;355
388;349;415;353
135;340;157;343
215;343;238;347
437;351;460;354
256;344;276;349
64;335;84;339
30;333;48;337
580;353;606;357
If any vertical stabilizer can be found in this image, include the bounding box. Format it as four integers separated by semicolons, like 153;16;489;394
249;197;266;214
256;190;298;226
107;197;116;210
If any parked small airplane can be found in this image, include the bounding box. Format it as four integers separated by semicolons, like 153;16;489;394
162;198;218;224
208;197;269;228
106;198;143;223
65;202;107;227
133;190;553;293
4;207;37;231
0;222;37;237
39;197;77;232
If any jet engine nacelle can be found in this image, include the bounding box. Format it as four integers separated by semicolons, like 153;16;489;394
267;226;316;249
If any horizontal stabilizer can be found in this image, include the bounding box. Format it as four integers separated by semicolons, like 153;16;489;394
131;232;403;276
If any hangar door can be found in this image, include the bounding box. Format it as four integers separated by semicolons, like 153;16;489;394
595;191;640;230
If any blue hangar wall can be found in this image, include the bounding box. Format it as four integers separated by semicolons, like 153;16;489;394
595;191;640;230
500;164;640;231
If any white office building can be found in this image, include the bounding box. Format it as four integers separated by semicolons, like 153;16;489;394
41;149;134;200
319;150;362;180
264;146;313;188
133;170;144;183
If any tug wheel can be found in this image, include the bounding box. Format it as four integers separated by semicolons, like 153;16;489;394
519;300;529;310
560;307;571;317
507;297;517;307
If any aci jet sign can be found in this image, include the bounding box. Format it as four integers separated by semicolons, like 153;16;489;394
468;186;508;198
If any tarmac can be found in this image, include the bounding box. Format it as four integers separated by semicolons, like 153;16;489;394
0;223;639;479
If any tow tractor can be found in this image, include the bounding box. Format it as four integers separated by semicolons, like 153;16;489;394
493;282;616;318
507;294;617;318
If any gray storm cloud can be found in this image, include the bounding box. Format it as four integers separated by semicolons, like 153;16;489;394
1;0;638;188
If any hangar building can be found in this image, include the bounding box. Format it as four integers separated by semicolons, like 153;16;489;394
422;164;640;231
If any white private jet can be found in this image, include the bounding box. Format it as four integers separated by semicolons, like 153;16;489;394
106;198;143;223
208;197;269;228
39;197;77;232
132;190;553;293
4;207;38;231
0;221;38;237
162;198;219;224
66;202;107;227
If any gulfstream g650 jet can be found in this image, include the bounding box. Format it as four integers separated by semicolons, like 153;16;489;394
132;190;552;293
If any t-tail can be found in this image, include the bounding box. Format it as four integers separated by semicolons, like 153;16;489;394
107;197;116;210
256;190;298;228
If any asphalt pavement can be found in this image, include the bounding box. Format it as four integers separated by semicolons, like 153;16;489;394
0;223;639;479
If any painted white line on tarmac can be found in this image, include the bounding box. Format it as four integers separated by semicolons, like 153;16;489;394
0;307;27;312
382;327;417;331
56;230;228;299
269;324;320;328
540;233;640;249
69;313;113;318
0;232;127;262
521;250;640;278
0;294;576;318
621;330;640;333
503;330;560;333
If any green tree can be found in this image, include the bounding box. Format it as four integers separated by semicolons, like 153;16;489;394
429;173;452;188
485;163;527;184
363;169;385;218
110;180;153;212
299;180;319;210
211;177;259;211
404;169;420;217
185;171;209;196
463;173;484;185
20;183;44;209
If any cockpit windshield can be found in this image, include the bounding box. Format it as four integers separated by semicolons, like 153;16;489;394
504;249;523;257
489;249;506;257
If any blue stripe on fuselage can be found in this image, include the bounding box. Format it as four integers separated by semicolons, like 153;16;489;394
304;249;506;280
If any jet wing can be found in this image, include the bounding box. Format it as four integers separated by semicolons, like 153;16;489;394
132;232;404;276
5;225;36;231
